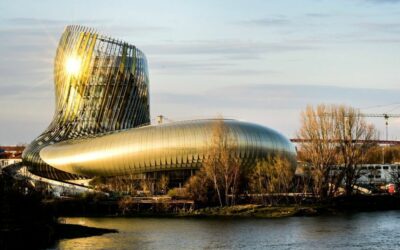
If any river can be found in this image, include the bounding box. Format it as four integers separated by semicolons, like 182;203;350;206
50;211;400;249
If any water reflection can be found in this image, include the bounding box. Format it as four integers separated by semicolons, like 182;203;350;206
52;211;400;250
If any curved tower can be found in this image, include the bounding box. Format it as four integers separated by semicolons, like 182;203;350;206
23;25;150;180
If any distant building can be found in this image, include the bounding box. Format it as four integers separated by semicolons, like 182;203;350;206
0;146;24;174
330;164;400;185
296;163;400;185
0;146;25;159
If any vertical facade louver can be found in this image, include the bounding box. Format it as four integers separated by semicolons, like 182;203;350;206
22;25;150;180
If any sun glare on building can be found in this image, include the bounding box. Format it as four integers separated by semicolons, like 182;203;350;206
65;56;81;76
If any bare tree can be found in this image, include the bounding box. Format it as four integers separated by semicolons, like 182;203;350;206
140;178;154;196
298;104;378;198
297;105;338;199
203;119;241;206
334;105;378;195
157;175;169;194
248;159;269;203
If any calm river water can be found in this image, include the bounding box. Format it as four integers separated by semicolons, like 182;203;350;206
51;211;400;249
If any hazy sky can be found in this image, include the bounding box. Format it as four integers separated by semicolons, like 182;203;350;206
1;0;400;144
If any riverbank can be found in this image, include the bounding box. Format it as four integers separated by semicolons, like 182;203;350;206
182;195;400;218
181;204;321;218
45;194;400;219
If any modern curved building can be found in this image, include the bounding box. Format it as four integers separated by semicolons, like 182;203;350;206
22;25;296;182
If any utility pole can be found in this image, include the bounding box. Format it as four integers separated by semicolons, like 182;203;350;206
384;114;389;141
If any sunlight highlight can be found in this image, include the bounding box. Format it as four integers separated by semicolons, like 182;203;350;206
65;56;82;76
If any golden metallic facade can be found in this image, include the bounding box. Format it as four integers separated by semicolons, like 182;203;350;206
22;25;150;180
39;119;296;177
23;25;296;180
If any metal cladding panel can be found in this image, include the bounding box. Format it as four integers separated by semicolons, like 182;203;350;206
22;25;150;180
39;119;297;177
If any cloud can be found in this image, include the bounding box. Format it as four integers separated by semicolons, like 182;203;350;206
142;39;315;75
237;16;290;26
143;40;314;58
359;22;400;34
3;17;107;26
153;84;400;111
0;17;169;37
151;84;400;139
149;59;234;72
148;57;279;75
363;0;400;3
305;13;333;18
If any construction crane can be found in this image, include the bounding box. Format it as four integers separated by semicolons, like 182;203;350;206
360;113;400;141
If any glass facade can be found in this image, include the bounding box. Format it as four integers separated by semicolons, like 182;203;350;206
22;25;296;180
